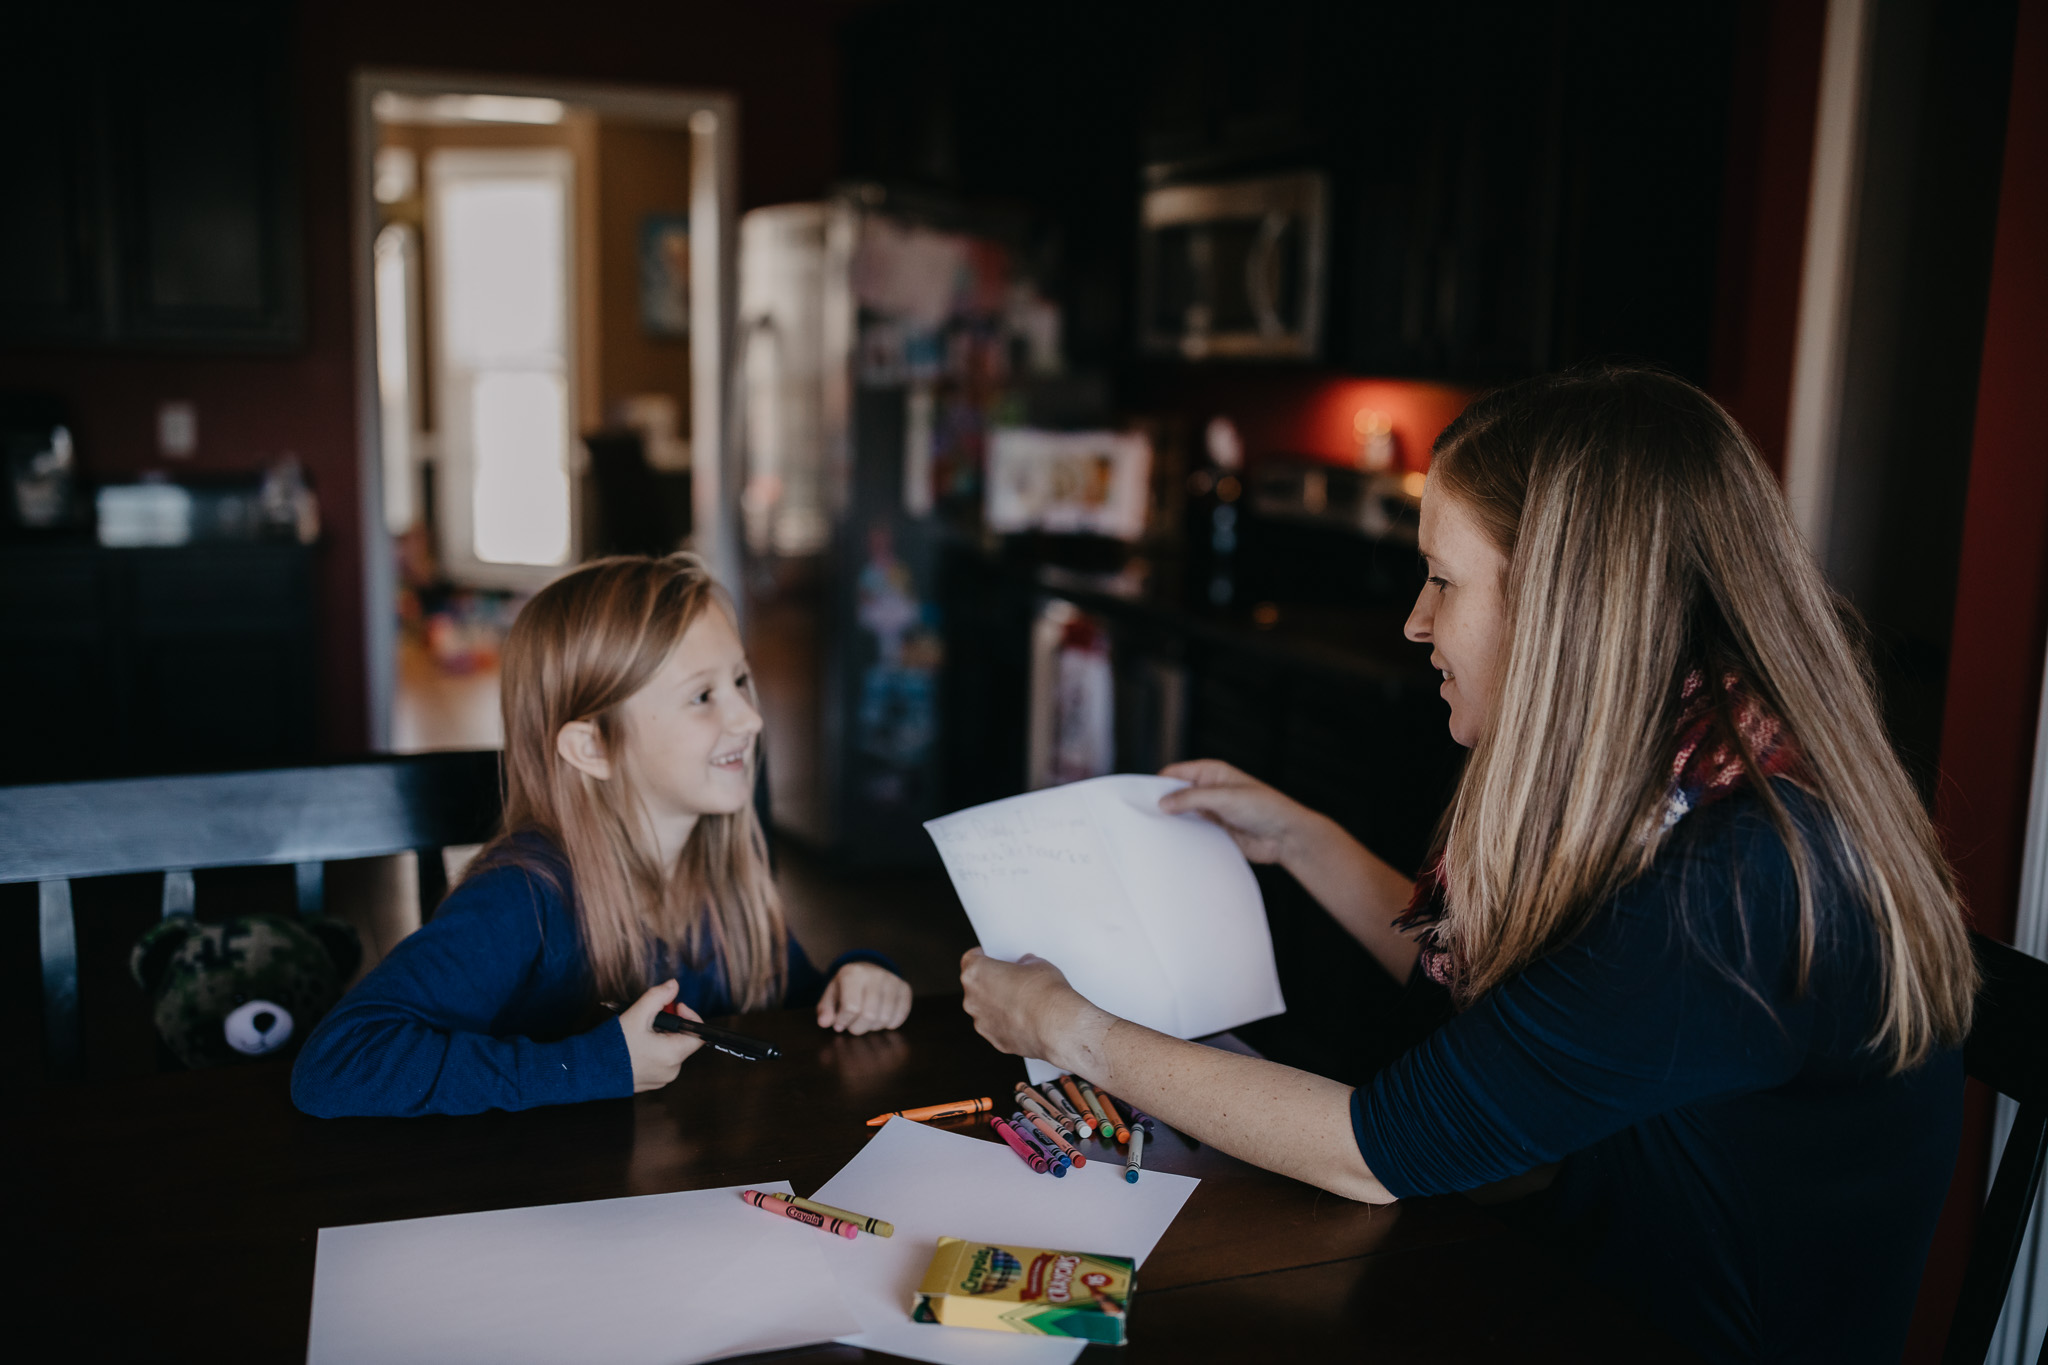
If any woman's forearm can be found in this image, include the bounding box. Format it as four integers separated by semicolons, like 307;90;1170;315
1050;1006;1395;1204
1282;812;1424;980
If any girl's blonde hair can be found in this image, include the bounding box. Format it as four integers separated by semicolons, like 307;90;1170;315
469;553;787;1011
1430;366;1974;1072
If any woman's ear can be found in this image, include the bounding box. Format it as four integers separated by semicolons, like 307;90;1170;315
556;719;613;780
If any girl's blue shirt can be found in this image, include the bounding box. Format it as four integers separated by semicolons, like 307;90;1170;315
291;835;897;1118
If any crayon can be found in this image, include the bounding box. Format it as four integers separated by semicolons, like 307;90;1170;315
1028;1082;1087;1134
1011;1111;1071;1167
1027;1079;1081;1121
1093;1089;1132;1145
1098;1093;1157;1134
1010;1115;1069;1175
1023;1111;1087;1167
1058;1077;1096;1137
784;1195;893;1237
740;1189;858;1238
866;1097;993;1126
1124;1125;1146;1183
1077;1078;1115;1135
989;1115;1049;1173
1046;1083;1092;1132
1014;1090;1073;1137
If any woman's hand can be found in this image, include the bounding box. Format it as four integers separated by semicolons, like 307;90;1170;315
619;978;705;1093
817;962;913;1035
1158;759;1323;865
959;948;1110;1070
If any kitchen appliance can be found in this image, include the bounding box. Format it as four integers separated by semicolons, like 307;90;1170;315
1138;170;1328;360
736;193;1025;864
2;393;87;536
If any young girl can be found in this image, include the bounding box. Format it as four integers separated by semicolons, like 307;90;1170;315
293;555;912;1117
961;367;1976;1365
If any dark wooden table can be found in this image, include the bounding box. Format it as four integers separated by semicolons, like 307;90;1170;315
10;998;1693;1362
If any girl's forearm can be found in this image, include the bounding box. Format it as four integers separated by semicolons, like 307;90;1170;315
1050;1006;1394;1204
1282;811;1424;980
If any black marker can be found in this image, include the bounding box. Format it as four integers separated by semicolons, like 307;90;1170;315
652;1011;781;1061
603;1003;782;1061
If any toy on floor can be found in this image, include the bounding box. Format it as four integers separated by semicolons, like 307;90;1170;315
130;913;362;1069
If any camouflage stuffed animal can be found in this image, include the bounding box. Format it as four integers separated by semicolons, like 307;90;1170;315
130;914;362;1069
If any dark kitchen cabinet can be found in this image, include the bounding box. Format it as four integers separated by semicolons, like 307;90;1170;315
0;1;301;350
0;542;318;784
1138;0;1735;383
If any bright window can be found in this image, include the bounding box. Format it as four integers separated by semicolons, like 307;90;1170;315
427;148;576;575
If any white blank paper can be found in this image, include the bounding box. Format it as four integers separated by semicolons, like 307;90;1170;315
306;1182;860;1365
812;1118;1200;1365
926;774;1285;1082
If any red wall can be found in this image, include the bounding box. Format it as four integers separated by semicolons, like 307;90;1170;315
1706;0;1828;475
1911;0;2048;1357
0;0;860;754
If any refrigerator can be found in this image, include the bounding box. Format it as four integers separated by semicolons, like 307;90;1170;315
736;193;1033;865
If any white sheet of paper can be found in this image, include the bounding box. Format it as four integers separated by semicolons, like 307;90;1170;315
812;1118;1199;1365
926;774;1285;1082
306;1181;860;1365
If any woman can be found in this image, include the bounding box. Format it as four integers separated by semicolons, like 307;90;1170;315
960;367;1975;1364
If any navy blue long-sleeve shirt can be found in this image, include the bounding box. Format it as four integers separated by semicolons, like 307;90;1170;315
1353;784;1963;1365
292;838;896;1118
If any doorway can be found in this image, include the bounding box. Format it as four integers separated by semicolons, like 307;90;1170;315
349;73;739;753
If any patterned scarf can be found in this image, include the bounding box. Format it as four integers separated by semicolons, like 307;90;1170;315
1394;671;1803;989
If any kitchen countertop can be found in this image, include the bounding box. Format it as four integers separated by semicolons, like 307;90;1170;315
1035;564;1435;686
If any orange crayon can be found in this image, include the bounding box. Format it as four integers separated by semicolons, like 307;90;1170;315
1023;1111;1087;1167
1094;1089;1131;1145
865;1097;994;1126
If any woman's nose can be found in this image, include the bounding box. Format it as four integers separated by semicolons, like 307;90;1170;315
728;694;764;737
1404;585;1433;643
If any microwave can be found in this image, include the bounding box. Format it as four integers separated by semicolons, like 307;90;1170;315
1138;170;1327;360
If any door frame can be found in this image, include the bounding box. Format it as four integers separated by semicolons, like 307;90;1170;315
348;69;739;750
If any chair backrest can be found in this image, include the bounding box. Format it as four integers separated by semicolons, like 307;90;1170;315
1946;931;2048;1365
1;751;503;1083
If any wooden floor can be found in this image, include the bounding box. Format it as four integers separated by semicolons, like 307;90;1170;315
392;639;503;753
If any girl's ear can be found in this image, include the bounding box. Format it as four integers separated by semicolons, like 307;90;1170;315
556;719;613;780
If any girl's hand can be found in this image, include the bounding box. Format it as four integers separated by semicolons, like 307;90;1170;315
619;979;705;1092
817;962;913;1035
1157;759;1320;864
959;948;1108;1069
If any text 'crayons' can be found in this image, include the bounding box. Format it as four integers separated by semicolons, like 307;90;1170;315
740;1189;857;1238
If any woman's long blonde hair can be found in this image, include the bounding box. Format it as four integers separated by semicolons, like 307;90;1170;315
468;554;787;1011
1430;366;1974;1072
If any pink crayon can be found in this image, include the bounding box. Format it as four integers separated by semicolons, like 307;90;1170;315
740;1189;858;1238
989;1115;1050;1173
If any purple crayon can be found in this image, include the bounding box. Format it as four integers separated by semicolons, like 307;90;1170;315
1012;1112;1071;1171
990;1115;1050;1173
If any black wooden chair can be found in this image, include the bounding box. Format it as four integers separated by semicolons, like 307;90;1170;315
1947;931;2048;1365
0;751;503;1083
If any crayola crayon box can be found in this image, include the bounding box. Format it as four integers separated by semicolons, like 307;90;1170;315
912;1237;1133;1345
